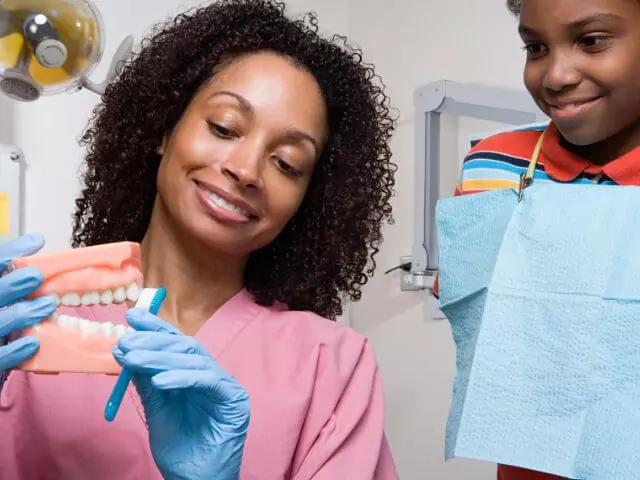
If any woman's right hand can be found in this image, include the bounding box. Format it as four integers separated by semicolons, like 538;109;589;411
0;234;56;371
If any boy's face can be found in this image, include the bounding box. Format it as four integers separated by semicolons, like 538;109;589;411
520;0;640;153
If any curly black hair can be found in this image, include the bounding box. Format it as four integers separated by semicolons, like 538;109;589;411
507;0;521;15
72;0;397;320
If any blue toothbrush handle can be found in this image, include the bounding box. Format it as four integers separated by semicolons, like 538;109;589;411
104;287;166;422
104;368;133;422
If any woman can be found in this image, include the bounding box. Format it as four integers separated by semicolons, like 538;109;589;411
0;0;398;478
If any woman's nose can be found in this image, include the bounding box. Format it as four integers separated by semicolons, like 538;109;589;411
219;148;264;190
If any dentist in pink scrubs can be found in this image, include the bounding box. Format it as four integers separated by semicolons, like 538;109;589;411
0;0;399;479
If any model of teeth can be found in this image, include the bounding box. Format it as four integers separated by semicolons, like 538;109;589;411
55;282;141;307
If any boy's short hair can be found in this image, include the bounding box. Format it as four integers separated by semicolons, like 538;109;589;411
507;0;521;16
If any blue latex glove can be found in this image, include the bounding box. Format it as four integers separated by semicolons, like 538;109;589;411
0;234;57;372
113;308;250;480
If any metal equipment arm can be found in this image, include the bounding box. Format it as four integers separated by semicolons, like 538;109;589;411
404;80;547;291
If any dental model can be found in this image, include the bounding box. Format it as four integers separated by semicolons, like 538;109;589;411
11;242;143;375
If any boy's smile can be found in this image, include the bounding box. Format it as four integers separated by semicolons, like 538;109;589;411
546;97;603;123
519;0;640;164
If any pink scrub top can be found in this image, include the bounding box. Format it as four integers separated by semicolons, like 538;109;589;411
0;289;398;479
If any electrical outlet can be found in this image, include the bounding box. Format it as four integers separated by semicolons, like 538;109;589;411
399;256;421;291
400;271;421;291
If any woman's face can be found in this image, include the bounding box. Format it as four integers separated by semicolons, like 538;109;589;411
155;51;328;257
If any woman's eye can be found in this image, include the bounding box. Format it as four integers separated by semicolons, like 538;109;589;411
207;121;235;138
274;157;303;178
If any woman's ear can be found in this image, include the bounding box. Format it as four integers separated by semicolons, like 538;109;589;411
158;136;167;155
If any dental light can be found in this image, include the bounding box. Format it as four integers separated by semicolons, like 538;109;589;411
0;0;132;101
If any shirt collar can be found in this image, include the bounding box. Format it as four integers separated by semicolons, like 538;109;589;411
542;123;640;186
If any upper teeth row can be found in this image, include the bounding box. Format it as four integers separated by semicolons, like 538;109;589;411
207;191;251;217
54;314;133;338
53;283;141;307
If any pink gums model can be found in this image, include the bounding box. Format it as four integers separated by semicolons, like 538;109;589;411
11;242;143;375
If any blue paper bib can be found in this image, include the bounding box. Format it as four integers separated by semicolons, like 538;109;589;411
438;182;640;479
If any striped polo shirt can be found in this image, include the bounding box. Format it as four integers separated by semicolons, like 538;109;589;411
457;122;633;196
435;121;640;296
438;121;640;480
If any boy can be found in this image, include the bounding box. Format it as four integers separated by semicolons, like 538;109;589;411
436;0;640;478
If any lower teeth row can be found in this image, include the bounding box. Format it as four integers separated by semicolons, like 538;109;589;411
54;314;132;338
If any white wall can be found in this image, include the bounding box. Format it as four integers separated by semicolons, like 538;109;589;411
2;1;530;479
0;95;14;144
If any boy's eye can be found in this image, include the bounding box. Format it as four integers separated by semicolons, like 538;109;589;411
522;42;547;58
579;35;609;50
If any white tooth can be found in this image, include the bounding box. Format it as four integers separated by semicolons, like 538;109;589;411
100;290;114;305
207;192;251;217
79;319;100;335
100;321;115;338
57;315;79;330
87;322;101;335
126;283;140;302
81;291;100;306
114;324;127;338
113;287;126;303
53;294;60;306
61;293;81;307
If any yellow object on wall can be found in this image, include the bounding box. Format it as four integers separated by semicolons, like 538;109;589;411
0;193;9;236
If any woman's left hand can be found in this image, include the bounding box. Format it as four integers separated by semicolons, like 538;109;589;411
113;308;250;480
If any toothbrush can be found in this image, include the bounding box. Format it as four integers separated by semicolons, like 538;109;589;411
104;287;167;422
